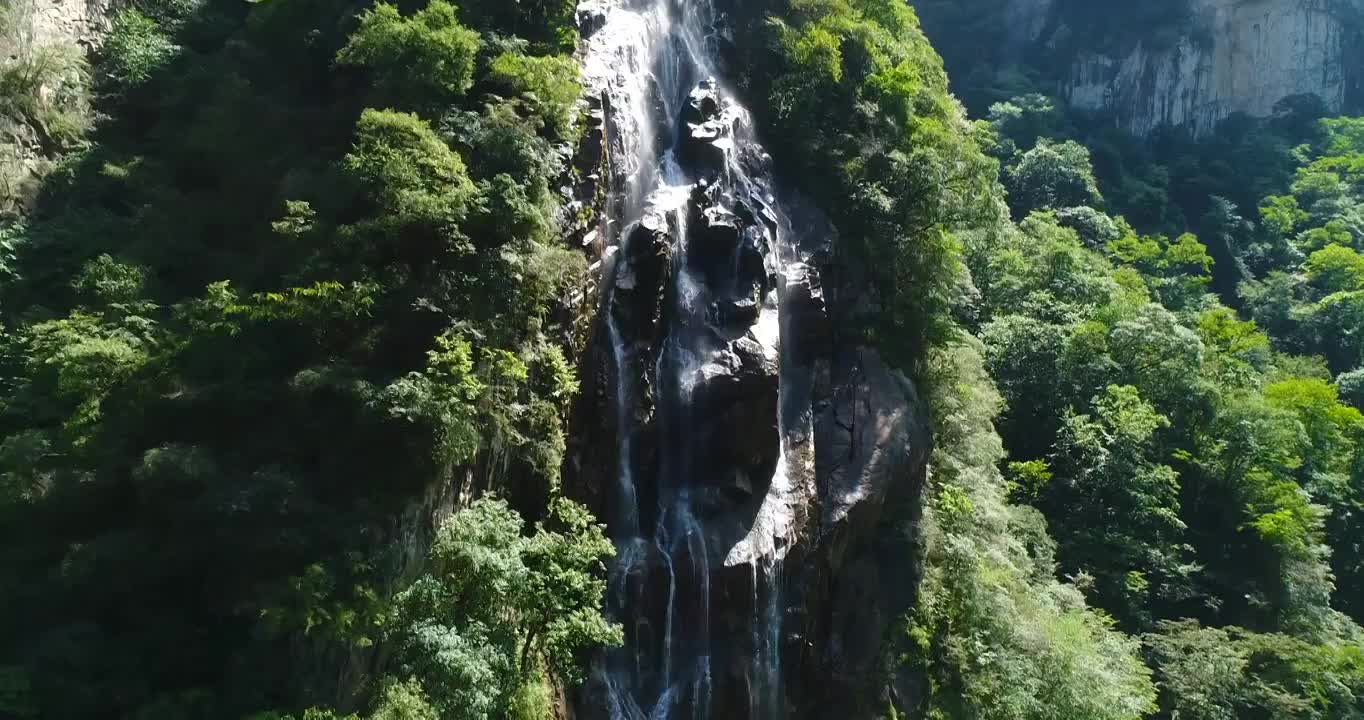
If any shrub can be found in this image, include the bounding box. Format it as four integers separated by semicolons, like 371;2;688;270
101;10;178;88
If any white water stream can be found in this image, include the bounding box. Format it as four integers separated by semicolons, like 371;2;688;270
583;0;806;716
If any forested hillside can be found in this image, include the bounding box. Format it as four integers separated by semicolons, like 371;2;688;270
957;96;1364;717
0;0;1361;718
0;0;615;716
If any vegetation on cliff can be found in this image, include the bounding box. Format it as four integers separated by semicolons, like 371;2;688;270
742;2;1364;718
0;3;92;214
940;80;1364;720
0;0;615;716
733;2;1166;717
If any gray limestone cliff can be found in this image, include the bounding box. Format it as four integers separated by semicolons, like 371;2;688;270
1004;0;1364;135
1;0;111;55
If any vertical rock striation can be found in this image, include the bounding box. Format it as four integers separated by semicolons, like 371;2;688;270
1003;0;1364;135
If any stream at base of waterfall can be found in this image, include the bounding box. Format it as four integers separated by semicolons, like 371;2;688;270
578;0;813;717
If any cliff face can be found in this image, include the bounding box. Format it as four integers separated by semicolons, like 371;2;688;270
0;0;110;55
1010;0;1364;135
1;0;109;213
1003;0;1054;53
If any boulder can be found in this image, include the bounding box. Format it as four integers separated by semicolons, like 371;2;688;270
782;263;830;358
678;79;735;174
613;211;671;303
688;205;742;263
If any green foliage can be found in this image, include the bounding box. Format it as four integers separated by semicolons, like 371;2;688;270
369;681;438;720
986;94;1066;158
1104;227;1215;309
101;9;178;88
1305;243;1364;291
7;0;1364;716
387;497;618;720
956;89;1364;720
1261;194;1310;236
1045;385;1192;626
343;108;476;232
1197;306;1270;358
963;130;1364;701
735;0;1004;364
247;681;437;720
1338;368;1364;409
520;497;621;679
378;331;483;468
1005;139;1104;215
888;9;1364;716
72;253;148;306
486;52;579;139
908;340;1158;720
1055;204;1122;248
453;0;575;49
336;1;481;109
506;674;552;720
0;0;586;714
1227;115;1364;372
1146;620;1364;719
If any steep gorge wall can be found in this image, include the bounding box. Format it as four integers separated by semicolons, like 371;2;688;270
0;0;110;213
1007;0;1364;135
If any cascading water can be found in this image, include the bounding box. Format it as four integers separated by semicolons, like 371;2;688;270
576;0;818;716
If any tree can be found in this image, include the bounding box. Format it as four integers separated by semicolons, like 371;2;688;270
987;93;1066;159
0;0;590;714
1041;385;1193;627
100;9;177;89
485;52;579;140
909;341;1158;720
342;108;476;237
387;497;620;720
1005;139;1104;215
1305;244;1364;292
1055;205;1122;249
336;1;481;109
1105;228;1215;309
1146;621;1364;720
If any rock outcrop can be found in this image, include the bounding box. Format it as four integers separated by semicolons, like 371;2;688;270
0;0;110;214
0;0;111;55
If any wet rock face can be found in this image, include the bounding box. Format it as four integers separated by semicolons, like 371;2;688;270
690;336;779;498
564;1;931;718
613;211;673;340
679;80;738;174
686;184;771;326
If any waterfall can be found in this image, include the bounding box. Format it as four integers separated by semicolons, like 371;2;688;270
580;0;813;717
